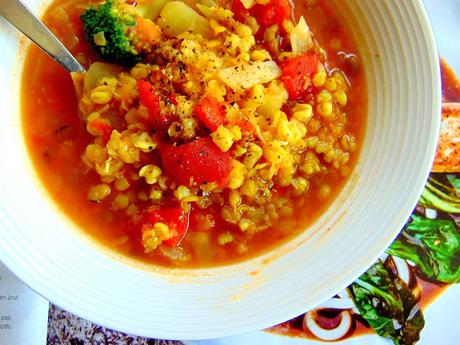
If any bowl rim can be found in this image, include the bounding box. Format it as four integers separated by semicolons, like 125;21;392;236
0;0;441;340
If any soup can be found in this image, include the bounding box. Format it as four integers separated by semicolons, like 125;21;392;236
22;0;366;267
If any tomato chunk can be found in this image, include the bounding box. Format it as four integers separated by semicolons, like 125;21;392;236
138;80;160;115
137;80;175;129
159;137;232;186
231;0;248;22
146;207;190;246
280;53;318;100
195;96;226;131
252;0;291;28
232;0;291;29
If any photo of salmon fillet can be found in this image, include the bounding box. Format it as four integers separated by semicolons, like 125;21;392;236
432;103;460;172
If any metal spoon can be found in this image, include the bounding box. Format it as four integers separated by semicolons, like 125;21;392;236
0;0;85;72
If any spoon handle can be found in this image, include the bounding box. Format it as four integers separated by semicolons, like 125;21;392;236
0;0;85;72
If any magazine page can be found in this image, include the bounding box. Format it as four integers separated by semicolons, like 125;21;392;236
0;261;48;345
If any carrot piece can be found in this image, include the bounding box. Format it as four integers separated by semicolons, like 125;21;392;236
135;17;161;44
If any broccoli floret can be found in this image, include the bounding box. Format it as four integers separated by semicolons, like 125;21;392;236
81;0;143;65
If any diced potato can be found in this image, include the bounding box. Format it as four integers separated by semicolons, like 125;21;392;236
158;1;212;38
290;16;313;56
218;60;282;90
83;63;123;94
136;0;170;20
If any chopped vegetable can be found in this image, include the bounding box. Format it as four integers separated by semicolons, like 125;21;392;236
386;214;460;283
232;0;291;29
137;80;175;129
195;96;226;131
135;0;170;20
83;62;123;93
157;1;211;37
348;260;424;345
138;80;160;117
81;0;160;65
250;0;291;28
159;137;232;185
135;16;161;45
231;0;248;22
280;52;318;100
218;60;282;90
290;16;313;56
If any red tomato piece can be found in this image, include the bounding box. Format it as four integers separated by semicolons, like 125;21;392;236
251;0;291;28
232;0;248;22
159;137;232;186
168;93;178;106
232;0;291;30
150;112;176;130
138;80;160;115
195;96;226;131
280;52;318;100
146;207;190;246
137;80;175;129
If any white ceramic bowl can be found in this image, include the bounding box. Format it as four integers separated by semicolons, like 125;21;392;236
0;0;440;340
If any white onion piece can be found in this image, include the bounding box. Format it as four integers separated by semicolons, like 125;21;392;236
290;16;313;56
304;309;353;341
218;60;282;90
